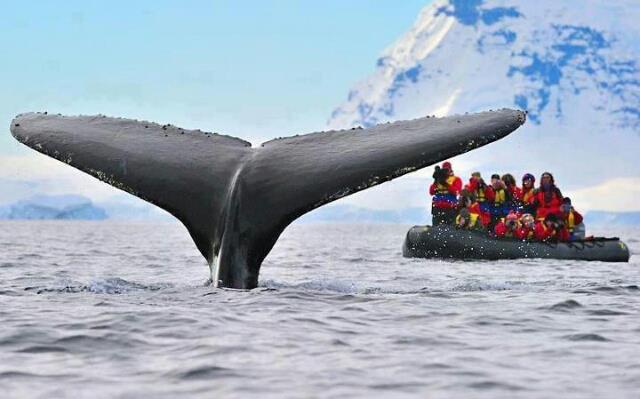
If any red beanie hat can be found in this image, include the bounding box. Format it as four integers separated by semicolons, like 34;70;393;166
442;161;452;170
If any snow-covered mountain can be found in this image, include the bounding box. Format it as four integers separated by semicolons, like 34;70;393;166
329;0;640;197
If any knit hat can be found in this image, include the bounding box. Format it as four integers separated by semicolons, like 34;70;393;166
471;171;481;178
442;161;452;170
522;173;535;183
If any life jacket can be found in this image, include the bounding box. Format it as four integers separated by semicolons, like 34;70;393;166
488;188;509;216
533;189;562;220
506;186;522;211
564;210;583;233
456;212;480;229
468;202;490;226
509;186;522;201
432;175;459;205
516;226;535;240
534;222;555;241
534;222;569;242
522;187;535;204
493;188;507;205
475;187;488;203
566;211;576;232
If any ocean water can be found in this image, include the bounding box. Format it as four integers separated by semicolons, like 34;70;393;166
0;221;638;398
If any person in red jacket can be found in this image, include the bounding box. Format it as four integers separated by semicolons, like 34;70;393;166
534;214;569;242
494;212;520;238
530;172;563;220
515;213;536;240
429;161;462;225
502;173;522;214
560;197;585;240
464;172;495;216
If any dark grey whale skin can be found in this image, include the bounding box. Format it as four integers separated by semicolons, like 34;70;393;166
10;109;526;289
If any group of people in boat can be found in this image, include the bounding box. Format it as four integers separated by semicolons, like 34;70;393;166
429;161;585;242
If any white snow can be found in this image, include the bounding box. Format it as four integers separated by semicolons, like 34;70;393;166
328;0;640;212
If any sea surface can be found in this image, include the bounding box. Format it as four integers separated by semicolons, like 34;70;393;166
0;221;638;398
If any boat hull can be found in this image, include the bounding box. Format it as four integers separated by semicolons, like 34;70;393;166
402;225;630;262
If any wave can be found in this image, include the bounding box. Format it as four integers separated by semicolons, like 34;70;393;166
547;299;583;311
563;333;610;342
25;277;174;295
172;365;238;381
260;278;538;295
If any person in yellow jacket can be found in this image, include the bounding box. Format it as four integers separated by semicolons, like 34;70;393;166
489;173;509;226
455;208;483;230
561;197;585;240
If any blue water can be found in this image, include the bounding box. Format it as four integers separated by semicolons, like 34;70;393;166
0;221;639;398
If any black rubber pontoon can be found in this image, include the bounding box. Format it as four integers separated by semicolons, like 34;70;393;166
403;225;630;262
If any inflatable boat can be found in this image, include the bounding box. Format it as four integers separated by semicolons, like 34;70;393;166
402;225;630;262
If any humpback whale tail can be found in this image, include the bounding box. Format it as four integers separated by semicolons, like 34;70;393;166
11;109;526;288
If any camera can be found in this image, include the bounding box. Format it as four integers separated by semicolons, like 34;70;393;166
432;166;449;185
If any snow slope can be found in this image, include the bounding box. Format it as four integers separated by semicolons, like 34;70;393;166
329;0;640;204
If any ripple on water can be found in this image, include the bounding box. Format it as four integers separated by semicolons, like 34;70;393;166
52;334;150;352
0;371;74;380
173;365;239;381
24;277;173;295
16;345;70;354
467;380;525;391
547;299;583;311
562;333;610;342
586;309;629;316
1;222;639;398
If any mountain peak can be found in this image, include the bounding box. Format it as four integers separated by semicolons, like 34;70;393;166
328;0;640;188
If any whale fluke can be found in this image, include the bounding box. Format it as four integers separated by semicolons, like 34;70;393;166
11;109;526;288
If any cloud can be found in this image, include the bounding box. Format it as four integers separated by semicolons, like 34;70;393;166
1;154;637;214
0;154;122;204
565;178;640;212
340;171;640;214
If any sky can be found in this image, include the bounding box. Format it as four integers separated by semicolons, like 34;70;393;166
0;1;438;209
1;1;428;152
2;1;632;215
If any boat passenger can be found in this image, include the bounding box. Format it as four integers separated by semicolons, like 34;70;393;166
464;172;495;216
459;190;489;227
429;161;462;225
561;197;585;240
534;213;569;242
520;173;536;214
531;172;563;220
501;173;521;214
490;173;510;225
494;211;520;238
516;213;536;240
455;208;482;230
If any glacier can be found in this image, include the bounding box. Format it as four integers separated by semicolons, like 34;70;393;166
328;0;640;197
